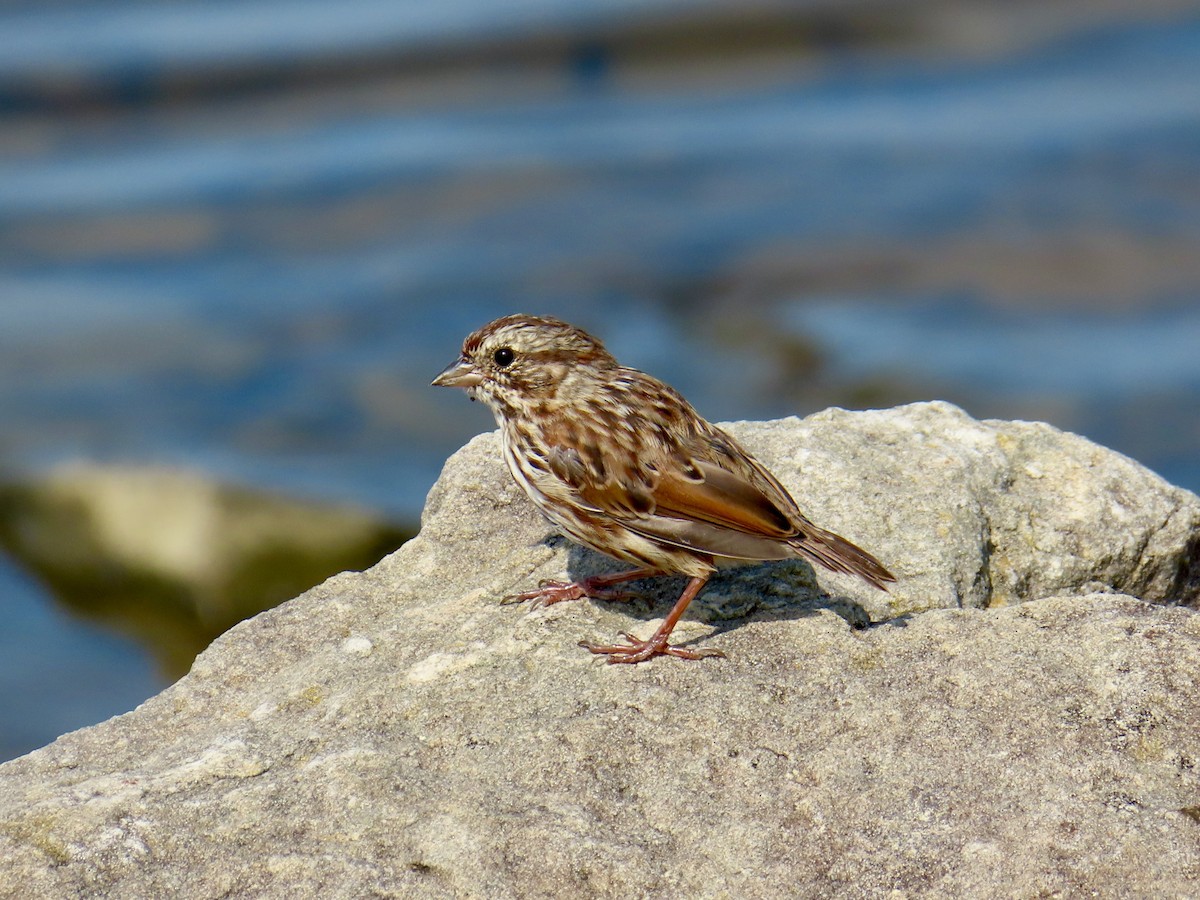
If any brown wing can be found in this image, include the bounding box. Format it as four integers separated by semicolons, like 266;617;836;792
651;460;793;536
620;436;821;563
634;438;895;588
540;372;894;587
541;383;807;555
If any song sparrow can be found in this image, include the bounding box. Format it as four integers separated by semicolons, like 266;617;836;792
433;314;894;664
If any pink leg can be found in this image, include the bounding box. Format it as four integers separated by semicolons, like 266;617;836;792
579;575;724;664
505;567;660;609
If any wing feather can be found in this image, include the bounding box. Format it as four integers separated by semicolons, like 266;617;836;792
533;374;893;586
650;460;794;538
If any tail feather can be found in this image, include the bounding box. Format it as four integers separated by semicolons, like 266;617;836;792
793;525;896;591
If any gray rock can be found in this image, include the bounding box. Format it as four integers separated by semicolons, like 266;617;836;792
0;402;1198;898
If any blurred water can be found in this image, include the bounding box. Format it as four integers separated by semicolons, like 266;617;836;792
0;553;157;761
792;301;1200;397
1;1;1198;759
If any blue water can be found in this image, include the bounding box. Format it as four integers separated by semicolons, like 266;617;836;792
0;555;157;761
1;3;1198;759
791;301;1200;397
0;0;712;78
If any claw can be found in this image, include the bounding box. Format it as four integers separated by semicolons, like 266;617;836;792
578;633;725;665
504;569;720;663
503;580;585;608
503;576;641;608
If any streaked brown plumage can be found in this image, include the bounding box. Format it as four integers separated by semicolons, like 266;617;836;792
433;314;894;663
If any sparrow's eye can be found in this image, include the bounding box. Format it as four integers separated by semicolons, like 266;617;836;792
493;347;515;367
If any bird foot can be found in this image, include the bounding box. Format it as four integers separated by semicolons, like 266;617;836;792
579;631;725;665
503;578;635;609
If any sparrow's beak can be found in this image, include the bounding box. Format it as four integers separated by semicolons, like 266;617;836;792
432;358;484;388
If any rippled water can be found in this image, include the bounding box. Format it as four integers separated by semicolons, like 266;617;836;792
1;1;1198;759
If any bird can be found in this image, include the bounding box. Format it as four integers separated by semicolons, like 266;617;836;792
432;314;895;664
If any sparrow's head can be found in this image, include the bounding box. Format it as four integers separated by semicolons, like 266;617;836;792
432;314;617;420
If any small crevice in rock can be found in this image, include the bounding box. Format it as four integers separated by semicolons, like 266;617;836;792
1165;531;1200;608
974;516;996;608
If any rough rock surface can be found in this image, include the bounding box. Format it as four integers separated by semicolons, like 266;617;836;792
1;402;1198;898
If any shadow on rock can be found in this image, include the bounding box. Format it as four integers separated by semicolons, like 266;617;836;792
561;538;872;639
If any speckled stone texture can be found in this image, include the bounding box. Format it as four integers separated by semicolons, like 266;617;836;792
1;402;1198;898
